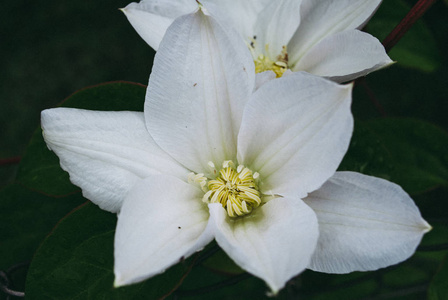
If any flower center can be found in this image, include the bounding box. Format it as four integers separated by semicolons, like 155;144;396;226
250;39;289;78
189;161;261;218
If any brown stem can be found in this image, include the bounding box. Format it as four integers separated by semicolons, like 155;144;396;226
357;78;387;117
382;0;438;53
173;273;251;297
0;156;21;166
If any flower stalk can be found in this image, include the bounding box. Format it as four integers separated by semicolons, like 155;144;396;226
382;0;438;52
0;156;21;166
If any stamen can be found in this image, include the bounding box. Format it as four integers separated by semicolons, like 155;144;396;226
188;172;208;192
202;160;261;218
222;160;234;168
232;201;243;216
238;167;251;179
253;45;289;78
242;201;251;214
202;190;213;203
187;172;195;183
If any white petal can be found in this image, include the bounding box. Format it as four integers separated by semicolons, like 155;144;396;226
41;108;187;213
122;0;197;50
254;71;276;91
253;0;303;59
288;0;382;66
294;30;393;82
209;197;319;294
203;0;271;43
238;72;353;198
114;175;213;286
145;9;255;175
304;171;431;274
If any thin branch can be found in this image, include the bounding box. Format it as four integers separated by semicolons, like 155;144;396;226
159;254;201;300
193;244;221;267
0;156;21;166
356;78;387;117
382;0;438;53
174;272;252;297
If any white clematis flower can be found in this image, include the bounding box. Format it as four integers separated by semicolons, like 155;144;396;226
122;0;393;81
42;8;429;294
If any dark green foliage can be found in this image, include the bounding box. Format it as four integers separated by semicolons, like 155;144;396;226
0;184;84;269
25;203;199;300
15;82;146;196
2;0;448;299
367;0;442;72
340;118;448;194
429;256;448;300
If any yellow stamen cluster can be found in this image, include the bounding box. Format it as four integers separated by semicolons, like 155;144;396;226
253;45;289;78
203;161;261;218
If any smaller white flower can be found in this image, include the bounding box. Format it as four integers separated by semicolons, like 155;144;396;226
123;0;393;81
42;8;429;294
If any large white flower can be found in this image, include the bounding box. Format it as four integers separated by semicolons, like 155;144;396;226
41;8;429;294
123;0;393;81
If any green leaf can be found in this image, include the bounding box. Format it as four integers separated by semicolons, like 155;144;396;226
299;271;378;300
15;128;79;195
177;266;267;300
25;203;197;299
16;81;146;196
382;264;430;288
340;118;448;194
428;256;448;300
60;81;146;111
201;248;244;275
367;0;441;72
0;184;84;269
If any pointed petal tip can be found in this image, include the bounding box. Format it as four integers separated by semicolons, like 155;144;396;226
343;81;355;90
196;0;209;16
388;60;397;67
338;80;354;103
350;58;396;81
379;57;396;69
422;220;432;233
265;283;282;297
120;2;135;14
113;270;146;288
113;274;124;288
368;56;395;75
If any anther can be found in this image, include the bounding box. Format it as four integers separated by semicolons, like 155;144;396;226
202;160;261;218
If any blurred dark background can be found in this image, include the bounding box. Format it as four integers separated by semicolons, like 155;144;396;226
1;0;155;185
1;1;447;299
1;0;447;187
